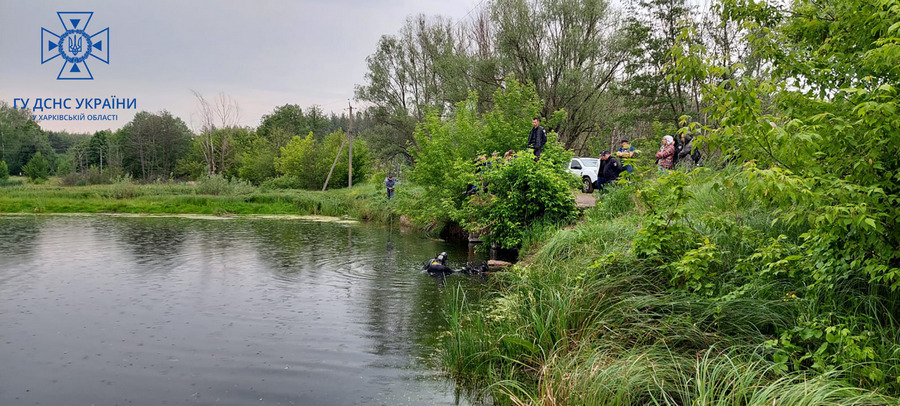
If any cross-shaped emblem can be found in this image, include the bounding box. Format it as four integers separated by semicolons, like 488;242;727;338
41;12;110;80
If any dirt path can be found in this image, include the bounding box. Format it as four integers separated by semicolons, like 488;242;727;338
575;192;596;208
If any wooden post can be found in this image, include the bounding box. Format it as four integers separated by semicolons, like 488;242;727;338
321;134;348;192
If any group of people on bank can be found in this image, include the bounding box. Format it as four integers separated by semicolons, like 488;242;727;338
462;116;550;196
654;133;701;171
590;140;634;192
591;133;701;192
384;116;702;199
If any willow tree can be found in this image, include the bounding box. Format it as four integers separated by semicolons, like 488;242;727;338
355;15;480;162
357;0;633;155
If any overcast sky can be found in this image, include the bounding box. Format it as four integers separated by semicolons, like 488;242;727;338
0;0;480;133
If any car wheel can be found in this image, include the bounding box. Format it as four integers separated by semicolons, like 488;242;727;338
582;177;594;193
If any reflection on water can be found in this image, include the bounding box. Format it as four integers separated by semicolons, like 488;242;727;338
0;215;487;406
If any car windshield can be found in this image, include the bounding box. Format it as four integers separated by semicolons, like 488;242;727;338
579;158;599;167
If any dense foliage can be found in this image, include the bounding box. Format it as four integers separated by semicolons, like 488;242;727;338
272;129;369;190
444;166;900;404
405;79;575;245
460;151;577;249
438;0;900;404
22;152;50;182
689;0;900;385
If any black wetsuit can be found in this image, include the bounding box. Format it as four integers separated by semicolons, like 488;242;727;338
425;255;451;273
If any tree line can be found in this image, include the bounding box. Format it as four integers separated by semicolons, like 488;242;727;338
0;100;371;188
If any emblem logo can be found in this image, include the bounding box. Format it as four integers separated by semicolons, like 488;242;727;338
41;12;109;80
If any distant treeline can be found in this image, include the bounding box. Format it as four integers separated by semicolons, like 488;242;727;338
0;101;370;188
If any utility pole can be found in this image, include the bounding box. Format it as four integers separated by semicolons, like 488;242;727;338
321;135;347;192
347;101;353;188
321;101;355;192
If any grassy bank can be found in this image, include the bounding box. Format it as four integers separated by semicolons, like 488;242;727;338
441;166;900;405
0;176;399;222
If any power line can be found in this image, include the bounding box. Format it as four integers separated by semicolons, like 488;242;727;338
455;0;491;31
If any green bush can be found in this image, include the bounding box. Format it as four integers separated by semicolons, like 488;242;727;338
406;77;573;246
0;160;8;180
238;142;278;185
22;152;50;182
460;150;577;249
260;175;302;190
110;174;137;199
195;174;254;195
274;130;369;190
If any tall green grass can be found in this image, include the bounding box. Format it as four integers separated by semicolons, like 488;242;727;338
439;165;899;405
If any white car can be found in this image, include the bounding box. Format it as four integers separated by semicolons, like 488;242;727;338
568;157;599;193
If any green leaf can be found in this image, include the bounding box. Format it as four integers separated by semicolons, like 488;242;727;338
865;218;878;229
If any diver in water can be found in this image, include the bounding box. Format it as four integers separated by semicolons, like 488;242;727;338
461;262;488;274
424;252;452;273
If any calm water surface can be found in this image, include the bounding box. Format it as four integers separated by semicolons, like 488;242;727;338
0;215;487;405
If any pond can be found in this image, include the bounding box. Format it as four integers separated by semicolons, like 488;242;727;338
0;215;488;405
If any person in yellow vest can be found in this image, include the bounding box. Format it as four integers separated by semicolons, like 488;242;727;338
616;139;635;175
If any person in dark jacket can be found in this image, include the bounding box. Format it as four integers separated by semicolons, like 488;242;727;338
527;117;547;161
385;176;395;199
672;135;684;167
677;133;701;167
594;150;622;192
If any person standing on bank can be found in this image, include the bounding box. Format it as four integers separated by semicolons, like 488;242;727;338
595;150;622;192
677;133;701;167
527;117;547;161
656;135;676;170
385;175;396;199
616;139;635;174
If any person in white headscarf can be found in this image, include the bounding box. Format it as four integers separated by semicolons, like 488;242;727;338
656;135;676;170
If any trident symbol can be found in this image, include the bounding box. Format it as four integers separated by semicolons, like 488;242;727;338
68;36;83;55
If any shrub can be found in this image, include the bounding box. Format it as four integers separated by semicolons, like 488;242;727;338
406;77;573;246
0;160;8;180
22;152;50;182
260;175;302;190
111;174;137;199
238;142;278;185
195;174;254;195
460;150;577;249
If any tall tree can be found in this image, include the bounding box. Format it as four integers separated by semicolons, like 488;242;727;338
0;102;53;174
619;0;695;126
88;130;110;174
490;0;630;150
192;92;240;176
121;111;192;180
357;0;632;155
356;15;477;161
258;104;306;148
